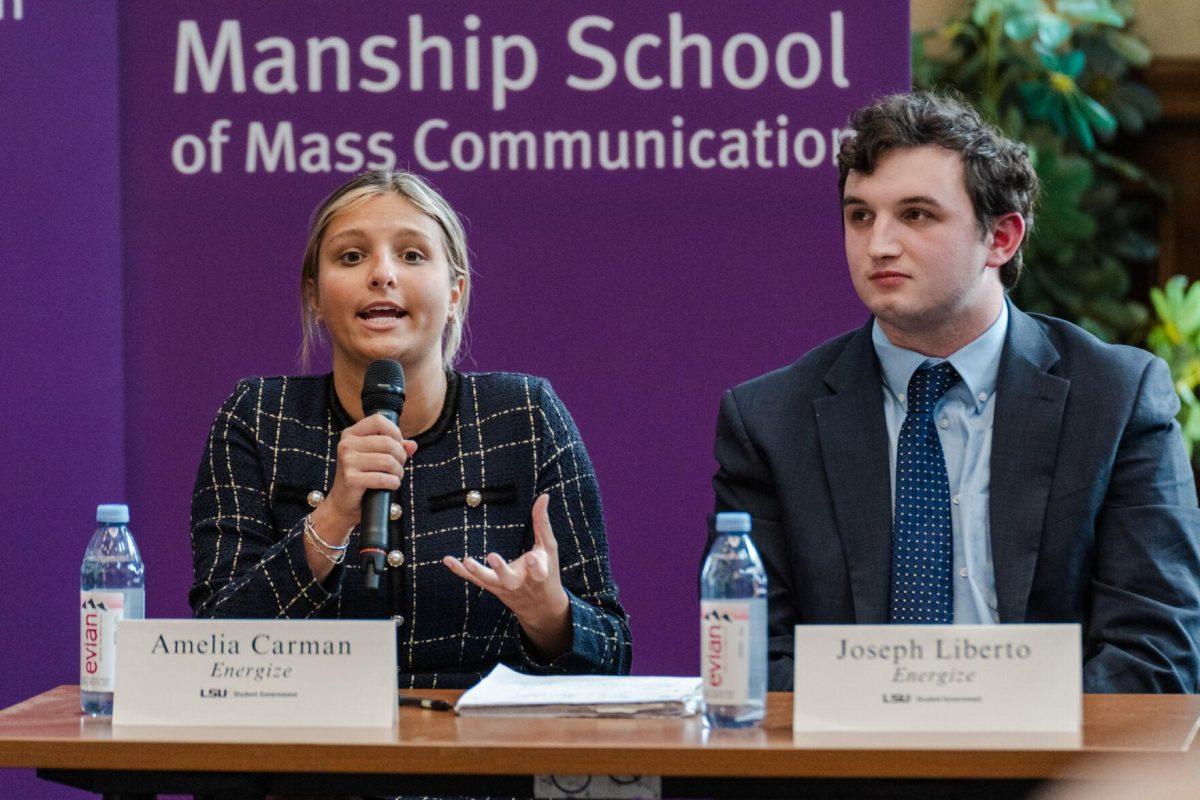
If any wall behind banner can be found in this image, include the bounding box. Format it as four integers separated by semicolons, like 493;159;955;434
5;0;906;795
2;2;124;798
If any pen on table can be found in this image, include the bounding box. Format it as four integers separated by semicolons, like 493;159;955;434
398;693;454;712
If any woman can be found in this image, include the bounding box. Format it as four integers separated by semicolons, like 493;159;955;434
189;170;631;687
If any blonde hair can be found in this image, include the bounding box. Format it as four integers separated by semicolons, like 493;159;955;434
300;170;471;368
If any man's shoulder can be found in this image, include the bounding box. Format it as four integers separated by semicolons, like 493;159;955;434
729;327;863;405
1020;310;1154;379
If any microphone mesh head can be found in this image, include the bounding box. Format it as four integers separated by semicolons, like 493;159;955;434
361;359;406;414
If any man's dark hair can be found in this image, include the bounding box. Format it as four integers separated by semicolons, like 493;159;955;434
837;91;1039;289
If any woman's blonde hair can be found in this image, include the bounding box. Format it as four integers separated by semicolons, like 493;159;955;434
300;170;471;368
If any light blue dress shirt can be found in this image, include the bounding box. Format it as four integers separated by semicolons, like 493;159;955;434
871;303;1008;624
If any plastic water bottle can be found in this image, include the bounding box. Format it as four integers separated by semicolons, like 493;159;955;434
700;511;767;728
80;504;145;716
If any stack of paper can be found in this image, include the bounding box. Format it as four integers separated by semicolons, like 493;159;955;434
455;665;703;718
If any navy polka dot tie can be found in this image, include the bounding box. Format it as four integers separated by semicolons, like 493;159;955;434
889;362;961;624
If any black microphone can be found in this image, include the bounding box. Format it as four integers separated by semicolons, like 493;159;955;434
359;359;405;591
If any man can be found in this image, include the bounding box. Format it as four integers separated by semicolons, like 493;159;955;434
712;92;1200;693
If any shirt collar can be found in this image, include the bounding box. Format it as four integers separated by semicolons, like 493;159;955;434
871;301;1008;413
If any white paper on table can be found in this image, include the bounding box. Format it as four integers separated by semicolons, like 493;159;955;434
454;664;702;717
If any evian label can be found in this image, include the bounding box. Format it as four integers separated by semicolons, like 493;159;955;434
81;591;125;692
701;599;761;705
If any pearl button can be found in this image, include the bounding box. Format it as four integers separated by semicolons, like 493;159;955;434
387;549;405;568
466;490;482;508
952;494;960;505
899;393;906;403
939;418;949;429
306;490;325;508
392;614;405;626
389;502;402;521
959;567;969;578
978;392;988;402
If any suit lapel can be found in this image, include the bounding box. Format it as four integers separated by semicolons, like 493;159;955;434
990;306;1069;622
814;324;894;623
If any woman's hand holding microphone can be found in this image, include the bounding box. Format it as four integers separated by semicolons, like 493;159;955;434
305;413;416;581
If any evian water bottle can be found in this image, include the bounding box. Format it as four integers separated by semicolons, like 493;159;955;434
81;504;145;716
700;511;767;727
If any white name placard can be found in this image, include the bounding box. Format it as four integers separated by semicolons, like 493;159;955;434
113;619;397;728
793;624;1081;732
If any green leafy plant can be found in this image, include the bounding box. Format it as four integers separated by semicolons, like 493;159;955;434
1147;277;1200;457
913;0;1163;342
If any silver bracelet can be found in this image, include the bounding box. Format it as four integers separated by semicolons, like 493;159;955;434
304;514;350;551
303;514;350;564
308;540;344;566
305;527;346;565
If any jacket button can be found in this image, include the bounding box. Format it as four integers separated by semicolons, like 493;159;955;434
466;490;482;508
387;549;405;568
389;502;403;521
306;490;325;508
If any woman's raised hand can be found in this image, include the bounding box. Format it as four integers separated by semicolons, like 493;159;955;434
442;493;572;659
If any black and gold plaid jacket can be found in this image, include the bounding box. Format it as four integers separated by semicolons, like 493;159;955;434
189;370;631;688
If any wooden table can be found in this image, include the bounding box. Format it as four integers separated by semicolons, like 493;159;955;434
1;687;1198;798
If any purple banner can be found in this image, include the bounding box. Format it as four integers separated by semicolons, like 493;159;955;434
5;1;906;795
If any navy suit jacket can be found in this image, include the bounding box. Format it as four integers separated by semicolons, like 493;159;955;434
713;305;1200;693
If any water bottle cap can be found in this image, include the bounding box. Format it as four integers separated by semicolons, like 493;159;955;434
715;511;751;533
96;504;129;524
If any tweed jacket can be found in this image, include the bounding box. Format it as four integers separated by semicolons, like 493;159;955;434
190;370;631;688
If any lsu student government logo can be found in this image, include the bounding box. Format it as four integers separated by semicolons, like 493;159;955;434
0;0;26;21
200;688;228;698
